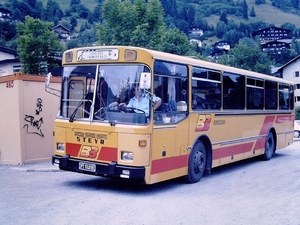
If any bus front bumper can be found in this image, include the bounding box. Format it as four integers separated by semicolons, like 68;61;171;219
52;155;145;180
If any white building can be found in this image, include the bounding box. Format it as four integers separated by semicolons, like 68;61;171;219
275;55;300;107
189;38;202;47
0;47;22;76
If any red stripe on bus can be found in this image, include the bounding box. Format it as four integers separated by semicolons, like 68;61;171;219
213;142;254;160
151;155;188;174
97;147;117;162
275;115;294;123
259;116;275;135
66;143;81;156
253;136;265;151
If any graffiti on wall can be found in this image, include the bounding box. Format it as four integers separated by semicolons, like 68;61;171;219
23;98;44;137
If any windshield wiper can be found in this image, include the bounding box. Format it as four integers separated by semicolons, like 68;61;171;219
69;93;88;123
69;77;92;123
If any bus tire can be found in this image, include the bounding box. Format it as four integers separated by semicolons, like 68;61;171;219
185;140;207;183
262;132;275;161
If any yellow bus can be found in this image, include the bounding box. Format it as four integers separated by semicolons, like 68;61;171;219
48;46;295;184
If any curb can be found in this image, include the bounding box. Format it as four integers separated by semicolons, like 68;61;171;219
9;165;61;172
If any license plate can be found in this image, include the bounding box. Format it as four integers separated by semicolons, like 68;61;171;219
79;162;96;172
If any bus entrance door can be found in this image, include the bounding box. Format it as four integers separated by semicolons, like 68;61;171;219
150;121;189;183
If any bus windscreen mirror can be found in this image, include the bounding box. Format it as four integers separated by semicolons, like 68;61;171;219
46;72;52;87
140;72;151;89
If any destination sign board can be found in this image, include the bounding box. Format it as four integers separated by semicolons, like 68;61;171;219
76;49;119;61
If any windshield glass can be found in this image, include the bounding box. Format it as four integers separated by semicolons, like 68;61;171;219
59;64;152;125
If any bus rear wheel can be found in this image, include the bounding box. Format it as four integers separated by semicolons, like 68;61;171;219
262;132;275;160
185;141;207;183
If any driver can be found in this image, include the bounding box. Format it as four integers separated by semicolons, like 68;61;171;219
119;85;161;117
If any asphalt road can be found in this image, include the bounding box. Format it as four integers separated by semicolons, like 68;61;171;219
1;139;300;225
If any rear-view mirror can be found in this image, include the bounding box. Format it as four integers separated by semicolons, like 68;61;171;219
139;72;151;89
46;72;51;87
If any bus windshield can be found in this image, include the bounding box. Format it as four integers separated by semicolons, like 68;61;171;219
59;64;151;125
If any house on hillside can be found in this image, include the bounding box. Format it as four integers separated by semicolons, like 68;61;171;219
52;24;70;40
212;41;230;51
252;27;292;44
0;46;22;76
260;40;290;55
189;38;202;47
189;27;203;37
0;8;12;21
274;55;300;107
210;41;230;59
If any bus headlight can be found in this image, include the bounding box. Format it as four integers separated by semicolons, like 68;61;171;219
56;143;65;152
121;152;134;161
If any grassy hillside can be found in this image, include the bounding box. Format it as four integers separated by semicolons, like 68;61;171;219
2;0;300;28
204;0;300;28
0;0;99;11
49;0;98;11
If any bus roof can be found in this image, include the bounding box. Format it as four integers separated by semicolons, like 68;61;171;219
64;45;294;85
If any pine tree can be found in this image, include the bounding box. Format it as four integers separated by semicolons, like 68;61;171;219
250;6;256;17
242;0;248;20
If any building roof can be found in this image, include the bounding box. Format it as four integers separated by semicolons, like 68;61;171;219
252;26;292;40
276;55;300;72
0;58;20;65
0;46;18;56
0;7;12;14
52;24;70;32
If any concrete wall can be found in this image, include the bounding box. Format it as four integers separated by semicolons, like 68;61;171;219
0;73;61;164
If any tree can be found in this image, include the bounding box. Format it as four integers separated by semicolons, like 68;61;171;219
223;30;245;46
98;0;164;48
249;6;256;17
219;11;228;24
70;16;78;31
242;0;248;19
44;0;64;22
0;21;17;41
16;16;62;75
291;0;300;9
98;0;135;45
160;28;191;55
92;4;102;23
215;21;227;38
219;38;271;74
255;0;265;4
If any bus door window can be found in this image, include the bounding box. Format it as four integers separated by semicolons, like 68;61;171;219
68;79;85;117
153;60;188;124
61;65;97;119
192;67;221;110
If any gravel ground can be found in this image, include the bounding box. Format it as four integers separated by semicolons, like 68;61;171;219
1;139;299;225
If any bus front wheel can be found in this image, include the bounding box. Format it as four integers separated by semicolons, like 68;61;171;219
262;132;275;160
185;141;207;183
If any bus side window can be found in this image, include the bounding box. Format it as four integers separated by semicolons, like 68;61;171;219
279;84;289;110
192;68;221;111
